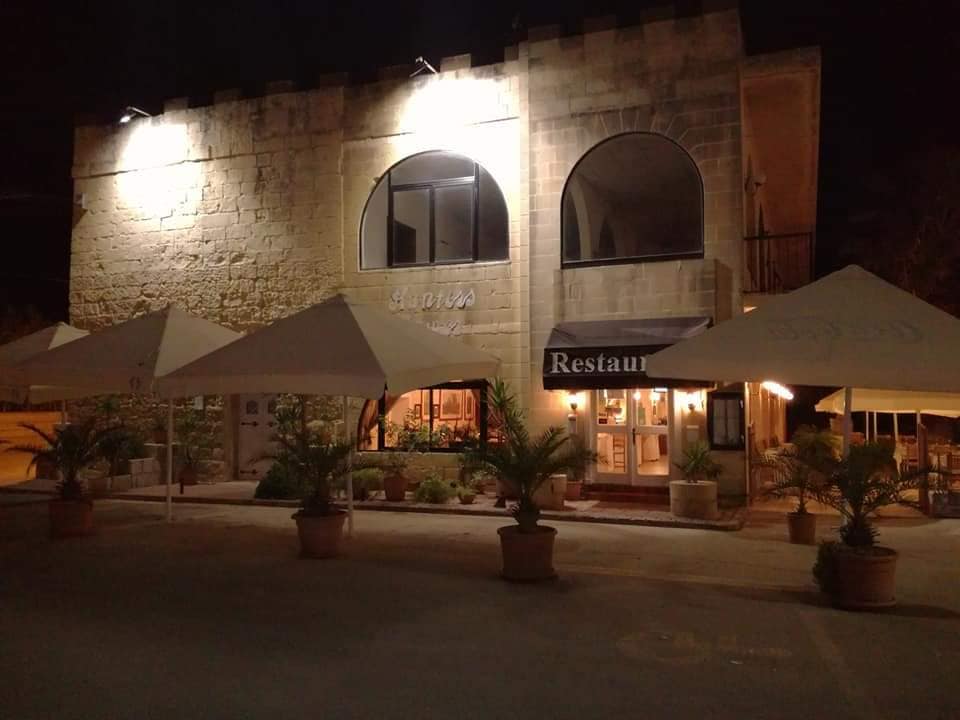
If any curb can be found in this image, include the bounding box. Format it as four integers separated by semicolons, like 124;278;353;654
98;493;745;531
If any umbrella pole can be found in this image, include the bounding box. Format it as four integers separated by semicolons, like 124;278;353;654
343;395;353;537
872;412;878;441
842;387;853;457
166;402;174;523
893;412;899;444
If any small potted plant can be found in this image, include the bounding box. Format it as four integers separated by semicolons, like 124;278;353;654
812;442;918;610
3;421;117;538
339;467;384;501
468;379;596;581
456;472;481;505
670;441;723;519
760;425;837;544
564;435;590;501
413;471;454;504
379;452;409;501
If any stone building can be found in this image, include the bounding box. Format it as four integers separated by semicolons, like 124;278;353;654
68;2;820;500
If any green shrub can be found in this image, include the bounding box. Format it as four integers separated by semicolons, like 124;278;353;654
335;467;384;500
254;461;304;500
413;472;453;504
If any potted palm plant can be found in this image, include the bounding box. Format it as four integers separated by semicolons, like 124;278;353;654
4;421;117;537
812;442;918;609
269;417;353;558
670;441;723;519
760;425;838;544
468;379;596;581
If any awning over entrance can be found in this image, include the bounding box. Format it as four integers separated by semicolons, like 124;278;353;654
542;316;712;390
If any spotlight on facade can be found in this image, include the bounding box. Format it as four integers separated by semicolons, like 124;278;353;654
409;56;438;77
119;106;151;124
761;381;794;401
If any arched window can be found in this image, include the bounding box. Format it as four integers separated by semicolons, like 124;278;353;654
360;151;509;269
562;133;704;266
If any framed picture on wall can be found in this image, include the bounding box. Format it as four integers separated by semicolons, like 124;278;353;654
413;403;422;420
465;392;475;420
439;390;463;420
431;403;440;419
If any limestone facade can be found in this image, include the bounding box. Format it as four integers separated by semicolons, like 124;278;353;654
69;6;819;497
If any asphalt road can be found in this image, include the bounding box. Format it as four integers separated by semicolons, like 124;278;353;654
1;501;958;720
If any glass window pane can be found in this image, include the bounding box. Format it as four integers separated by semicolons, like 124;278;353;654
382;390;430;450
596;389;627;426
596;433;627;474
392;189;430;265
563;133;702;264
391;153;475;185
360;179;388;269
435;184;474;263
433;388;481;448
478;168;509;261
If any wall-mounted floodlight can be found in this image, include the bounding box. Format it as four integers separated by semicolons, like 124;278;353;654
119;106;152;124
409;56;438;77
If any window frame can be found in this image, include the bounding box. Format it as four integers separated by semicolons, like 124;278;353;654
560;131;706;269
360;151;508;270
707;390;746;451
362;380;489;454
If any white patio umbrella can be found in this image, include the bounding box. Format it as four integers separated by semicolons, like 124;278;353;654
815;388;960;418
158;293;502;533
10;307;241;519
646;265;960;454
0;323;90;407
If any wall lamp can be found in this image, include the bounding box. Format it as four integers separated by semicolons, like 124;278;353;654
761;380;794;401
119;106;152;124
410;56;438;77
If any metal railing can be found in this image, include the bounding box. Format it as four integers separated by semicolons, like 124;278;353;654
743;232;814;294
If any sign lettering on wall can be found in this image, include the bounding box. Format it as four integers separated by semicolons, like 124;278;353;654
389;287;476;313
388;287;476;336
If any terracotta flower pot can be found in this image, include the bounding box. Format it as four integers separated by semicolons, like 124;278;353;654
458;492;476;505
669;480;718;520
564;480;582;501
832;546;898;610
787;511;817;545
498;525;557;581
383;473;407;502
49;498;93;538
293;510;347;558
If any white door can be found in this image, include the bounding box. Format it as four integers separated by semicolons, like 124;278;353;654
592;388;671;486
237;395;277;481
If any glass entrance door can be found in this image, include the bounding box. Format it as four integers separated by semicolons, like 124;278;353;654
593;389;671;485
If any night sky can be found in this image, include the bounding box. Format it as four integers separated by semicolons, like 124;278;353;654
2;0;958;321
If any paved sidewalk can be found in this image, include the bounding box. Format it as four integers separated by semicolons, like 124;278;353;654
95;480;746;530
1;500;958;720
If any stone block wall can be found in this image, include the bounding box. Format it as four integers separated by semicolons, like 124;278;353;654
68;5;769;491
525;9;744;427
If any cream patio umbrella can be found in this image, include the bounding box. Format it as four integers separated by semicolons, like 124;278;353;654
157;293;502;533
815;388;960;418
10;307;242;519
646;265;960;453
0;323;90;407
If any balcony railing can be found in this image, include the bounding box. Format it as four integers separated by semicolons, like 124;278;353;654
743;232;814;294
